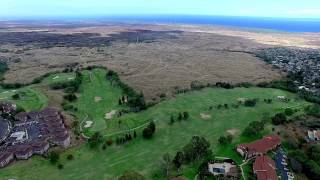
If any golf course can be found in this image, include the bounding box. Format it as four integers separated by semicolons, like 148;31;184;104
0;68;310;179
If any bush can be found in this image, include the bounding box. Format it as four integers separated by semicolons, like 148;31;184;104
243;121;265;136
57;164;64;169
12;93;20;100
48;151;60;164
244;99;258;107
142;127;153;139
63;93;77;102
272;113;287;125
67;154;74;160
285;108;294;116
218;135;233;145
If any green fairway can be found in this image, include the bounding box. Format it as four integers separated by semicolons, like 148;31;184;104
43;73;76;85
67;68;125;135
0;84;309;180
0;87;48;111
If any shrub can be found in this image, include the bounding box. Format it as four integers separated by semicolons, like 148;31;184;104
48;151;60;164
272;113;287;125
67;154;74;160
285;108;294;116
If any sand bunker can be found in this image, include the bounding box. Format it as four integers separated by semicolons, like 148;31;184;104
227;129;239;136
84;121;93;128
53;76;59;80
94;96;102;102
200;113;211;120
105;110;117;120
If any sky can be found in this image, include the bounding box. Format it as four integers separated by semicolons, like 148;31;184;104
1;0;320;19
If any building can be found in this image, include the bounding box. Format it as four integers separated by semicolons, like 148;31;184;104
0;105;71;168
208;162;238;178
0;102;16;114
237;135;281;159
307;130;320;141
31;141;50;155
253;155;278;180
0;151;14;168
15;145;33;160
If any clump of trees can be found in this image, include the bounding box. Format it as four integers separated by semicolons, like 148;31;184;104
118;171;145;180
116;133;135;145
88;132;103;148
218;134;233;145
63;93;77;102
48;151;60;164
172;136;211;171
142;121;156;139
106;70;146;111
305;104;320;117
243;120;265;137
271;113;287;125
244;98;258;107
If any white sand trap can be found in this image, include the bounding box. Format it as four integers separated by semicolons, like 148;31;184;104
94;96;102;102
0;97;8;100
11;90;17;92
105;110;117;120
237;98;247;104
68;77;75;80
2;91;9;94
84;121;93;128
53;76;60;80
227;129;239;136
200;113;211;120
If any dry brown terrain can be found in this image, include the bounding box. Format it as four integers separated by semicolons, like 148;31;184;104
0;22;307;101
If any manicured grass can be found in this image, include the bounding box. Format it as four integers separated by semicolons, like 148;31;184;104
0;85;309;180
0;87;48;111
67;69;125;135
43;73;76;85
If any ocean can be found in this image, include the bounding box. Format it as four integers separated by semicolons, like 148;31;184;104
100;15;320;33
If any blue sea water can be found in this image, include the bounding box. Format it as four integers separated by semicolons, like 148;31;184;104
100;15;320;33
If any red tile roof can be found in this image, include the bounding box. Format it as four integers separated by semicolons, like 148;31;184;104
238;135;281;155
253;156;278;180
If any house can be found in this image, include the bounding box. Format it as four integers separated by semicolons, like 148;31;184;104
237;135;281;159
0;102;16;114
253;155;278;180
208;162;238;177
52;132;70;148
307;130;320;141
15;145;33;160
31;141;50;155
0;151;14;168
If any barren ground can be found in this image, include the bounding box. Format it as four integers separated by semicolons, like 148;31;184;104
0;22;308;101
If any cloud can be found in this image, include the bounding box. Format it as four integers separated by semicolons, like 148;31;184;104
285;8;320;16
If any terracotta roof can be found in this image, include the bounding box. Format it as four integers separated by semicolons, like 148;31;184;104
238;135;281;155
253;156;278;180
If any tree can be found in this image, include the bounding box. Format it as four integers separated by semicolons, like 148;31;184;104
272;113;287;125
285;108;294;116
12;93;20;100
67;154;74;160
170;115;175;125
161;153;172;178
148;121;156;133
243;121;265;136
182;136;211;163
88;132;103;148
183;112;189;120
173;151;184;170
49;151;60;164
118;171;145;180
63;93;77;102
133;130;137;138
142;127;153;139
244;99;258;107
218;135;233;145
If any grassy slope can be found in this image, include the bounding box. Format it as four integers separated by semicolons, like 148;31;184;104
0;87;48;111
0;83;309;180
68;69;125;134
